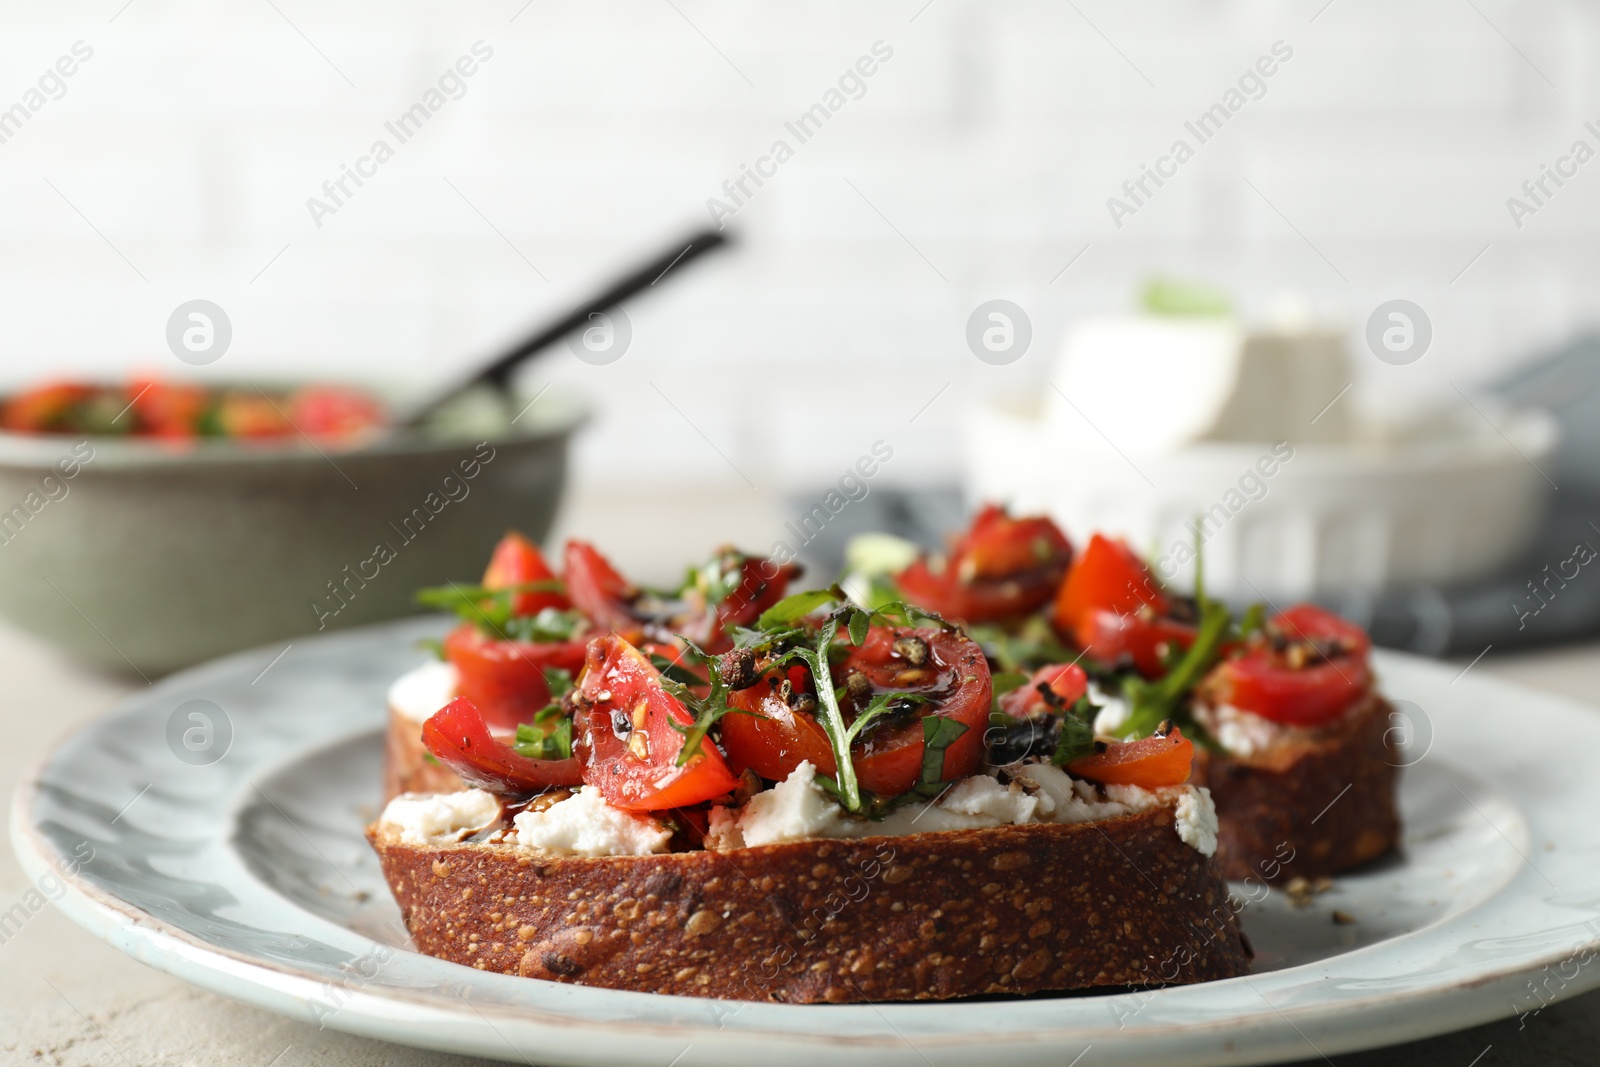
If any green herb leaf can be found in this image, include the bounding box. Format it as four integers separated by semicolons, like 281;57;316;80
499;607;586;643
847;608;869;648
990;671;1029;698
1117;598;1231;739
757;589;836;628
1051;696;1098;766
1237;602;1266;638
914;717;969;797
968;616;1077;674
414;579;568;634
512;717;573;761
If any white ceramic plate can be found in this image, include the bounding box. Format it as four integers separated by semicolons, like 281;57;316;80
13;619;1600;1067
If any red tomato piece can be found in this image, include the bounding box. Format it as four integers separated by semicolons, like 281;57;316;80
573;634;740;811
1052;533;1169;633
420;695;582;793
129;377;209;438
719;665;837;780
442;623;587;731
1;382;92;433
563;540;640;633
289;385;385;438
1068;728;1194;788
841;626;993;797
959;503;1074;581
1073;608;1198;679
1207;604;1372;727
895;506;1072;624
483;532;571;617
998;662;1090;718
674;555;801;654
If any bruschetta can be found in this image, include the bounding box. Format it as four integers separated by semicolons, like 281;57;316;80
369;590;1250;1002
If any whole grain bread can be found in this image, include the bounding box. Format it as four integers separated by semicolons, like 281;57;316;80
368;806;1251;1003
1190;693;1400;882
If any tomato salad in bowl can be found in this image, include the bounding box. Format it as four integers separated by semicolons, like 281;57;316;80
1;377;385;441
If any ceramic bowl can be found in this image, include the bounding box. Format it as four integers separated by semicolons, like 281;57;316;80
962;395;1558;599
0;392;586;675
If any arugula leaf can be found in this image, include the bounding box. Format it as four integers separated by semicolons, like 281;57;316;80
914;717;970;797
416;637;446;661
499;607;586;643
414;579;568;634
757;589;836;628
1237;602;1266;638
968;616;1077;674
1116;596;1231;739
847;608;869;647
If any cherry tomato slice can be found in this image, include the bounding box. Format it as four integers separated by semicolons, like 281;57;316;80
674;554;802;654
841;626;992;797
895;506;1072;624
564;540;640;633
573;634;739;811
998;662;1090;718
719;666;837;780
895;559;1064;625
483;532;571;617
421;695;582;793
1207;604;1372;726
1067;728;1194;788
709;557;801;647
442;623;587;731
960;504;1074;581
1073;608;1198;679
1052;533;1169;633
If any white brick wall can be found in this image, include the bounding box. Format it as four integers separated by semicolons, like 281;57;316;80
2;0;1598;488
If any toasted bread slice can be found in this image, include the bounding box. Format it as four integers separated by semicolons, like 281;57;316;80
368;805;1251;1003
1190;692;1400;881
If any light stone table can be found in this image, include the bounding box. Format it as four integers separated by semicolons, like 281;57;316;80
4;488;1599;1065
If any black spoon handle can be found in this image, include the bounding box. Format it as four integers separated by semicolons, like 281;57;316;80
401;226;731;427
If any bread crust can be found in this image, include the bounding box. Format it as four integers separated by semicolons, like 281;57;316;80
1190;692;1400;881
385;704;466;799
368;808;1250;1003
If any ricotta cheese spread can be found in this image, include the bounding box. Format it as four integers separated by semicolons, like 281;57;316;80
1089;681;1131;737
389;659;459;723
379;789;501;845
704;760;1217;856
1192;701;1330;758
512;787;672;857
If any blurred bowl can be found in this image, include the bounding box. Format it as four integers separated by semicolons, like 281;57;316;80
963;395;1559;599
0;389;586;675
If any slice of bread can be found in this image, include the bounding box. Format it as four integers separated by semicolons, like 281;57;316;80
1190;693;1400;881
367;803;1251;1003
